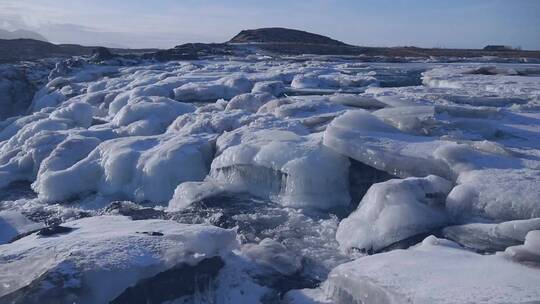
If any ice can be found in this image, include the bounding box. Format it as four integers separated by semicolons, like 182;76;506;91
0;216;237;303
284;288;331;304
111;96;195;136
205;125;351;210
505;230;540;264
0;210;43;244
224;93;275;113
166;110;256;137
373;105;436;134
251;80;286;96
291;73;377;90
336;175;452;252
324;108;540;220
34;134;214;203
323;109;452;179
242;238;302;275
1;56;540;302
174;75;253;101
443;218;540;252
295;236;540;304
422;65;540;101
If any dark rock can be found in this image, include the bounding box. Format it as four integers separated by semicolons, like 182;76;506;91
229;27;347;46
348;158;394;208
102;201;165;220
0;38;157;63
147;43;236;61
90;47;115;62
0;66;35;119
37;225;74;237
111;256;225;304
48;57;85;80
136;231;164;236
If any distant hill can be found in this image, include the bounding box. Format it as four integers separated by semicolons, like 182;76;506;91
0;39;158;63
0;29;48;42
229;27;347;46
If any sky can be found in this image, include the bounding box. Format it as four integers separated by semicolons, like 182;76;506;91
0;0;539;50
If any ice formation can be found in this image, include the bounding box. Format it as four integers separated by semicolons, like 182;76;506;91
0;216;238;303
287;236;540;304
1;54;540;303
336;175;452;252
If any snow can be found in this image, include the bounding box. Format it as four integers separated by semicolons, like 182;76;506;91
174;75;253;101
206;127;350;210
443;218;540;252
1;56;540;302
224;92;275;113
34;133;214;203
0;215;238;303
336;175;452;252
294;236;540;304
242;238;302;275
505;230;540;264
111;96;195;136
251;80;286;96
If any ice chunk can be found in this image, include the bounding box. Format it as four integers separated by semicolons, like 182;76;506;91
242;238;302;276
174;76;253;101
108;84;175;116
443;218;540;252
111;96;195;135
251;81;286;96
373;105;436;134
209;128;350;210
325;109;540;221
423;65;540;101
323;110;452;179
168;181;230;211
166;110;257;136
34;134;214;203
312;236;540;304
291;73;377;89
50;102;95;128
446;168;540;220
327;94;386;109
225;93;275;113
0;216;237;303
504;230;540;264
0;210;43;244
284;288;331;304
336;175;452;252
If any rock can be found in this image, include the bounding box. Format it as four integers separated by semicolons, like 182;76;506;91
111;256;225;304
90;47;115;62
229;28;347;46
0;216;238;304
294;236;540;304
36;225;74;237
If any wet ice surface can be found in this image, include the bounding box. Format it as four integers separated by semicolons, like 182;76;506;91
1;55;540;303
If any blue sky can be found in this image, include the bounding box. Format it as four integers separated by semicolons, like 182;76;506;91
1;0;539;49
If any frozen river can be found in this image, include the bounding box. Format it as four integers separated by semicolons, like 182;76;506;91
1;55;540;303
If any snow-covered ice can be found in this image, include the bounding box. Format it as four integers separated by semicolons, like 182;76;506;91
1;55;540;303
289;236;540;304
336;175;452;252
0;215;237;303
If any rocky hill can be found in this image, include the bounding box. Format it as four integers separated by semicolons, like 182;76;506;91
0;39;157;63
229;27;347;45
0;29;48;42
